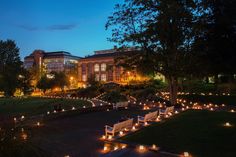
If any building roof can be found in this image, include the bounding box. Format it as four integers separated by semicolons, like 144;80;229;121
82;48;140;60
24;51;81;60
44;51;81;59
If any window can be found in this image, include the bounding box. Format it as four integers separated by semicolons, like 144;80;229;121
101;74;107;82
101;63;106;71
82;74;87;81
95;74;100;81
94;64;99;72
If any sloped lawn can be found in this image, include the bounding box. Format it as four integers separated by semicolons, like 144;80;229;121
122;110;236;157
0;97;91;117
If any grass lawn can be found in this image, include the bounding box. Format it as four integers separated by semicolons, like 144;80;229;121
122;110;236;157
179;95;236;106
0;97;91;117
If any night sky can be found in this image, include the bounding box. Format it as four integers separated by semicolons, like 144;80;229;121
0;0;123;59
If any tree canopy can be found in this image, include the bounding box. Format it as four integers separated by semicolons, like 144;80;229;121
0;40;22;96
106;0;201;105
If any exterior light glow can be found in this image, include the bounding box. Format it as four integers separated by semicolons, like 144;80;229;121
184;152;190;157
224;122;232;127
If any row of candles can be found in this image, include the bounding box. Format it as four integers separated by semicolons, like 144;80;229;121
162;92;232;96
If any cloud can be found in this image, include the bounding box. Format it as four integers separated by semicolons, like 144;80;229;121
47;24;78;31
16;23;78;31
17;25;40;31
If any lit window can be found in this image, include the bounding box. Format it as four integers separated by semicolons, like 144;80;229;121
95;74;100;81
82;75;87;81
101;74;107;82
101;63;106;71
94;64;100;72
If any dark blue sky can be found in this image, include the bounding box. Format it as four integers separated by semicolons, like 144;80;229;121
0;0;123;59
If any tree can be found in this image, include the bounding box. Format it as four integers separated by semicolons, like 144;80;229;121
106;0;199;105
52;72;69;91
0;40;22;96
195;0;236;84
36;75;53;93
18;68;34;95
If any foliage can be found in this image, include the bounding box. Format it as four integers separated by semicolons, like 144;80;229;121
77;86;100;98
106;0;201;105
131;87;157;101
36;75;53;93
101;91;127;103
0;40;22;96
194;0;236;76
52;72;69;91
18;69;34;95
87;74;100;87
36;72;69;93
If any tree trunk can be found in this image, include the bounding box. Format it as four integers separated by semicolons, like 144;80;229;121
214;74;219;92
168;76;178;106
228;74;234;93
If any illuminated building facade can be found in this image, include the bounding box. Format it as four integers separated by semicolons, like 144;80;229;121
78;48;149;85
24;50;80;85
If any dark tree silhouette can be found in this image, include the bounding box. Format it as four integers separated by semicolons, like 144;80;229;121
106;0;200;105
0;40;22;96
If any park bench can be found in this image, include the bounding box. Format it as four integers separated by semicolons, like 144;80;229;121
113;101;128;109
159;106;174;116
138;111;158;124
105;118;133;136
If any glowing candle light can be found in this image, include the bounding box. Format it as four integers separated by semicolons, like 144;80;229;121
37;122;40;126
47;111;50;115
184;152;190;157
132;126;136;130
139;145;145;151
102;135;106;140
225;122;232;127
72;107;75;110
103;146;108;151
114;146;118;150
152;144;157;150
21;133;27;140
108;135;112;140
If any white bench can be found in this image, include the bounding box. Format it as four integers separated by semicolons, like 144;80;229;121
159;106;174;116
113;101;128;109
105;118;133;136
138;111;158;124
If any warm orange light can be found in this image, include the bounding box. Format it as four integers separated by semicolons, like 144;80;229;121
37;122;40;126
184;152;190;157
